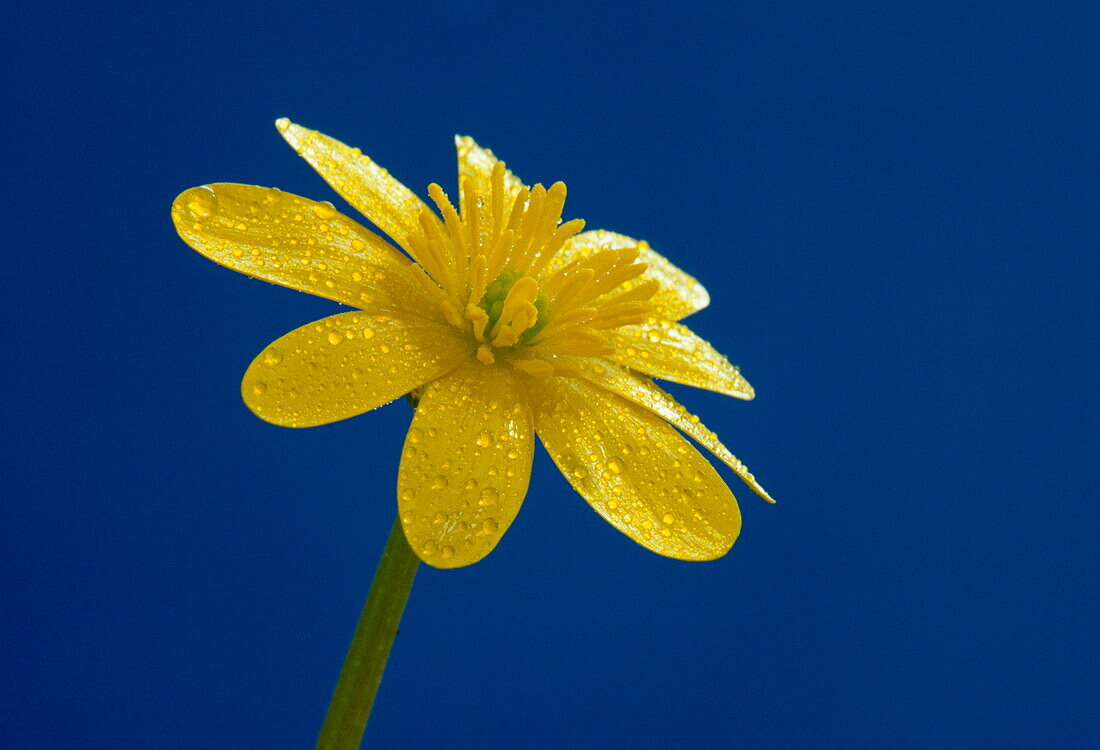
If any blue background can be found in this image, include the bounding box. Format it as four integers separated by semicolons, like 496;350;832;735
4;1;1096;747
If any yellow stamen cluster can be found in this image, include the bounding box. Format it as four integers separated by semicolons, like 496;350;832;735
403;161;658;371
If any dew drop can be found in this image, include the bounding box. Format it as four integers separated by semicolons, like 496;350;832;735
432;475;449;490
327;330;343;345
262;347;283;366
662;512;676;525
607;457;625;474
275;117;290;132
421;540;438;556
312;201;337;220
351;239;366;251
476;431;493;448
479;487;500;506
186;186;218;218
361;327;375;340
441;545;455;560
252;381;268;396
408;427;423;443
483;518;499;533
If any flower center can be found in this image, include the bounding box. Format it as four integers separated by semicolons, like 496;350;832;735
478;268;549;344
398;160;659;374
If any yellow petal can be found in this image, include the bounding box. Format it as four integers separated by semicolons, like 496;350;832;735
242;311;472;427
172;184;428;314
557;357;774;503
275;118;431;252
455;135;526;217
609;320;755;399
398;363;533;568
533;376;741;560
546;230;710;321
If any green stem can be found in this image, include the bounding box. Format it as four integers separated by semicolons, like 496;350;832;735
316;515;419;750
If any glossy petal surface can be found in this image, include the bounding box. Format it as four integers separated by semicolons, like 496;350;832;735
242;311;471;427
533;376;741;560
276;119;431;251
173;184;427;314
561;357;774;503
548;230;710;320
398;364;533;568
609;319;755;399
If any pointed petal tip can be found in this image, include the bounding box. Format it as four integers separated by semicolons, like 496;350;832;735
274;117;291;132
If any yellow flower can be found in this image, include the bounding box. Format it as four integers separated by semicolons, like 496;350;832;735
173;119;774;568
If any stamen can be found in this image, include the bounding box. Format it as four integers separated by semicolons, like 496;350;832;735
476;344;496;365
427;183;466;287
490;162;505;234
440;300;465;329
466;303;490;341
490;276;540;347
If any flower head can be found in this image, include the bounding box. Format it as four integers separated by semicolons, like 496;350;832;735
173;119;773;568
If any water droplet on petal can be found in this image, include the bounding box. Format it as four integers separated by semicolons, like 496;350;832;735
408;428;423;443
252;381;268;396
262;347;283;366
187;186;218;218
608;457;624;474
275;117;290;132
421;540;438;556
441;545;455;560
327;330;343;345
432;475;449;489
312;201;337;220
479;487;499;506
361;327;375;340
476;431;493;448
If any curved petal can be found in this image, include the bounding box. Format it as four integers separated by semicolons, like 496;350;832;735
275;119;431;252
172;184;431;315
556;357;773;503
455;135;526;217
533;376;741;561
398;363;533;568
546;230;710;321
242;311;472;427
609;320;755;399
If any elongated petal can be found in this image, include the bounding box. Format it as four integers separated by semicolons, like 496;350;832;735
533;376;740;560
556;357;773;503
172;184;430;315
455;135;526;216
242;311;472;427
276;119;431;251
547;230;710;321
609;320;754;399
398;363;533;568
